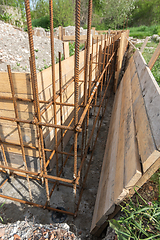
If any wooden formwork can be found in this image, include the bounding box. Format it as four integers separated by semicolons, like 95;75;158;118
91;47;160;236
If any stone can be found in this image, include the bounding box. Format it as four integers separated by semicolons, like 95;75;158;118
0;227;5;237
14;234;21;240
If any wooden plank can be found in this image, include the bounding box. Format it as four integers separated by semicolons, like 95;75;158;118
0;122;37;145
129;56;136;80
134;50;160;151
148;42;160;70
0;151;40;172
63;42;69;59
124;67;142;189
131;72;160;172
114;68;129;203
91;80;123;234
140;37;149;53
114;32;127;91
0;72;32;98
59;26;63;40
129;157;160;196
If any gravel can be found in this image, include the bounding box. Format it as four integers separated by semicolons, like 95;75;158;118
0;220;79;239
0;20;63;73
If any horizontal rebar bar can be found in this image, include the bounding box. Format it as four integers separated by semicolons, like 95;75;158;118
0;116;77;131
0;194;74;216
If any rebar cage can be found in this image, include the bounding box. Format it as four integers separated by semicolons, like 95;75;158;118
0;0;124;216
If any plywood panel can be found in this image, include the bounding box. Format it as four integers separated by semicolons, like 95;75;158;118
124;67;141;188
134;50;160;151
0;72;32;98
131;72;160;172
91;80;123;233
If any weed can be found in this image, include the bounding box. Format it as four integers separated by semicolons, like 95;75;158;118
44;64;51;69
69;42;75;56
109;190;160;240
34;49;39;52
16;62;20;67
0;202;5;223
56;54;64;64
0;12;12;24
69;42;85;57
35;56;38;60
135;41;160;86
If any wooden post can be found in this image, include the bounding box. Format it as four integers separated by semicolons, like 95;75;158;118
92;27;95;37
59;26;63;40
140;36;149;53
63;42;69;59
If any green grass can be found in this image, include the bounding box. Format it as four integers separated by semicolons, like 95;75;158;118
135;40;160;86
109;190;160;240
129;25;160;39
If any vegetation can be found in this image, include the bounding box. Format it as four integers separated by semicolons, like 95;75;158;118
0;0;159;30
109;190;160;239
135;40;160;86
129;25;160;39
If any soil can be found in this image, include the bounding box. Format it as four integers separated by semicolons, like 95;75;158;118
0;87;115;240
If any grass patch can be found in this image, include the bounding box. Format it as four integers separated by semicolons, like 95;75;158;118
129;25;160;39
109;190;160;240
135;40;160;85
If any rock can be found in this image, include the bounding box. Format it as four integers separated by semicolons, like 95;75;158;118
59;223;70;231
0;20;63;73
1;220;78;239
14;234;21;240
33;27;46;37
0;227;5;237
0;5;23;27
151;34;160;42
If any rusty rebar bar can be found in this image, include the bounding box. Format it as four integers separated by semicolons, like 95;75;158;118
49;0;59;179
59;52;64;174
74;0;81;205
25;0;50;204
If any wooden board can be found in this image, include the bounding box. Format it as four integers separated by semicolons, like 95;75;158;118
0;72;32;99
124;65;141;189
91;80;123;234
91;48;160;236
140;37;149;53
63;42;69;59
134;50;160;151
131;72;160;173
148;42;160;70
113;70;128;203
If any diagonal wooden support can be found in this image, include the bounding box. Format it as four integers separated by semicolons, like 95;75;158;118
140;36;149;53
148;41;160;70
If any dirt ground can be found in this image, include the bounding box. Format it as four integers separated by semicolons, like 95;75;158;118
0;82;115;240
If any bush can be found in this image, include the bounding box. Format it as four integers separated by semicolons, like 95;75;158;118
32;15;50;30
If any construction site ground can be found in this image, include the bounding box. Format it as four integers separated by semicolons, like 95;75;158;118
0;20;159;240
0;87;114;239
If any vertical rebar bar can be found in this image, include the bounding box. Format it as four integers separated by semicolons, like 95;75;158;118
49;0;59;180
29;58;43;174
59;52;64;175
74;0;81;209
84;0;92;105
25;0;50;204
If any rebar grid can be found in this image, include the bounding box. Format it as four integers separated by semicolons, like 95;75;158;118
0;0;123;216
